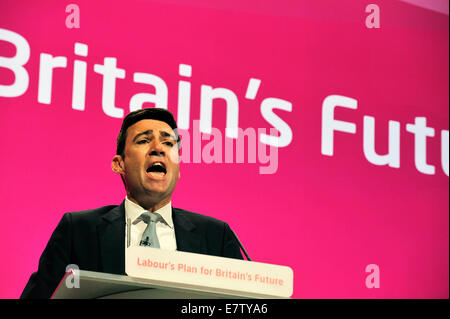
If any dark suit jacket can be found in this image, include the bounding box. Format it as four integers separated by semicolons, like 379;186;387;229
21;202;243;298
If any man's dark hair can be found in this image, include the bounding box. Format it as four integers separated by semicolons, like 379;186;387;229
116;108;180;158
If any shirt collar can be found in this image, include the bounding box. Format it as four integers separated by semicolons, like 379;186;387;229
125;196;174;228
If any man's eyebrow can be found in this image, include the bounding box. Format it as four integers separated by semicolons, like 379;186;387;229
160;130;177;140
132;130;153;142
132;129;177;142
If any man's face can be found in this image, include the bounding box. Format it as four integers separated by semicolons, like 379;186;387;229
112;119;180;210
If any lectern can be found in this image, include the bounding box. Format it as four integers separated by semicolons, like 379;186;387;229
52;247;293;299
52;270;286;299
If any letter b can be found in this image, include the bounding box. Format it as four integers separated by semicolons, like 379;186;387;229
0;28;30;97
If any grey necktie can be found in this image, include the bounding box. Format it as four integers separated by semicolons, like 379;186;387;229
133;211;164;248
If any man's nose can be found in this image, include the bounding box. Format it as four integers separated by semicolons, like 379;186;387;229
149;140;165;156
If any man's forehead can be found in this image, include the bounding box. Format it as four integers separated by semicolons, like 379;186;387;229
127;119;175;136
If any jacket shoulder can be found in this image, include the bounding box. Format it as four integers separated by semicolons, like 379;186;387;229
66;204;121;222
173;207;227;226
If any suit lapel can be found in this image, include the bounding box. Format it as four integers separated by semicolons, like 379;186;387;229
97;203;125;275
96;205;205;275
172;208;206;254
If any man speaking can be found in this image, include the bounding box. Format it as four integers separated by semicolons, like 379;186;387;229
21;108;243;299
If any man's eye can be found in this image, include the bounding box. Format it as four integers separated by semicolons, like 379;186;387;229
164;141;174;147
137;139;149;144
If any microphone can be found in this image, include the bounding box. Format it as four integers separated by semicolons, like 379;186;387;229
140;236;151;247
231;230;252;261
127;218;131;247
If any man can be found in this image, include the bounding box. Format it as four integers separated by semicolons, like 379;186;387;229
21;108;243;299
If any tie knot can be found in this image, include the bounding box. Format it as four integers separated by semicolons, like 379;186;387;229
133;211;163;225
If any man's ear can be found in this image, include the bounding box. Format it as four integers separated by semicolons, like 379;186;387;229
112;155;125;175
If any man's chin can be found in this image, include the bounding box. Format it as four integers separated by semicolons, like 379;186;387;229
143;180;170;193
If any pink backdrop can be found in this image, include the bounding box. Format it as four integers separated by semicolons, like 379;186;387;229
0;0;448;298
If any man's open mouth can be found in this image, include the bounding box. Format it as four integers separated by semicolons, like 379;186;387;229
146;162;167;179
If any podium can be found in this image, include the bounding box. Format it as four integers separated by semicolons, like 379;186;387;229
52;270;286;299
52;247;293;299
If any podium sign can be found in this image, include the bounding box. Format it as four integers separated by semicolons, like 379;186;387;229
125;247;294;298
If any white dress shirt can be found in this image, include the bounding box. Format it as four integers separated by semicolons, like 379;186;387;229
124;196;177;250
